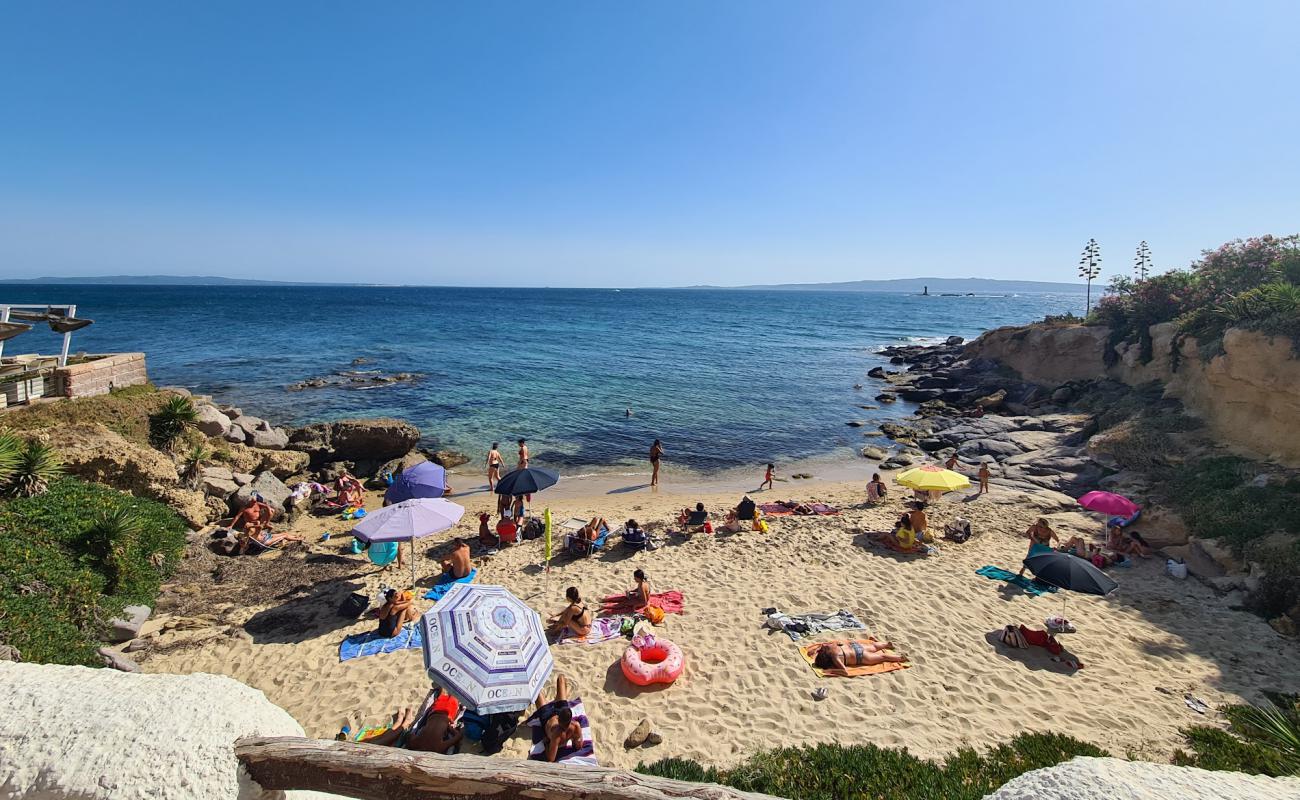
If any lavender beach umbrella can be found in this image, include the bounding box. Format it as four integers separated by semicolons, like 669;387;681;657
420;583;554;714
352;498;465;588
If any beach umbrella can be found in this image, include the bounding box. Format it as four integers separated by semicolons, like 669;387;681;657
894;465;971;492
494;467;560;497
384;461;447;504
352;498;465;589
419;583;554;714
1024;551;1119;623
1077;491;1140;518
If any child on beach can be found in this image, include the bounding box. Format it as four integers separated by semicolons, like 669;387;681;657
978;461;991;494
761;463;775;490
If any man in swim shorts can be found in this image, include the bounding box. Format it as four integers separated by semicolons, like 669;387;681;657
808;639;906;677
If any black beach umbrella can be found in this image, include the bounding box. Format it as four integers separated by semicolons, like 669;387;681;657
494;467;560;496
1024;551;1118;623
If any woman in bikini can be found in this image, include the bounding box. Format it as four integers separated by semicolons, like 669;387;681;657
649;439;663;488
486;442;504;491
808;640;906;677
626;569;653;608
547;586;592;638
1018;518;1059;576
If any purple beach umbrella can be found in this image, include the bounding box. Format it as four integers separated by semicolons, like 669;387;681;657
384;460;447;504
352;498;465;588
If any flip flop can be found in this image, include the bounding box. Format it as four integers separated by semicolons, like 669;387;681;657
812;687;829;701
1185;695;1210;714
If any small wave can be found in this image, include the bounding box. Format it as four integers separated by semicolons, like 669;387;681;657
560;470;649;480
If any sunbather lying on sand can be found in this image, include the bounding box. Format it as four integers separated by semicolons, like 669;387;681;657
376;589;420;637
233;500;302;553
578;517;609;542
1108;524;1152;557
534;675;582;763
548;587;592;638
345;689;463;753
808;640;907;676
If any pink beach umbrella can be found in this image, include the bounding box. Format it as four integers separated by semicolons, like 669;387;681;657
1076;491;1140;518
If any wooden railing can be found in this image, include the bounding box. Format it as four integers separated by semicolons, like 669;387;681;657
234;736;784;800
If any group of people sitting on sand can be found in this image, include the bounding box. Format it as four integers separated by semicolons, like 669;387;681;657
1018;517;1152;574
546;569;654;639
891;501;931;550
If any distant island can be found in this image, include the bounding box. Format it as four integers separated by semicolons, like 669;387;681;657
0;275;311;286
690;277;1087;294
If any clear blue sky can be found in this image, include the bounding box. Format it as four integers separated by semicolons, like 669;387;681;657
2;1;1297;287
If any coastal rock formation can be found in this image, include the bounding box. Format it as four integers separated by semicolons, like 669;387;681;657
195;403;233;437
287;418;421;470
212;442;309;480
983;755;1300;800
967;323;1300;466
430;449;471;469
33;423;179;494
231;472;292;517
287;369;421;392
0;662;330;800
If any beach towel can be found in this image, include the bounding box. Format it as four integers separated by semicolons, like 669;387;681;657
601;591;684;616
558;616;627;645
864;530;936;556
758;502;795;516
975;565;1058;596
799;638;910;678
809;503;840;516
763;608;866;641
527;697;597;766
424;568;477;601
339;623;424;662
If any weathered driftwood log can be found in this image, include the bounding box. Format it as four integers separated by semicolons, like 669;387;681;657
234;736;784;800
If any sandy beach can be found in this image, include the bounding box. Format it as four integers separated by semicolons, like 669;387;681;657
134;462;1300;772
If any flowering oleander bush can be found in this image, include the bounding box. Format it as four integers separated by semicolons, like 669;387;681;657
1093;234;1300;360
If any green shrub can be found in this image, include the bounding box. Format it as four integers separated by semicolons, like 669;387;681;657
8;441;64;497
1163;457;1300;556
0;478;187;664
1175;698;1300;777
0;430;22;486
148;395;198;449
637;733;1107;800
2;383;164;445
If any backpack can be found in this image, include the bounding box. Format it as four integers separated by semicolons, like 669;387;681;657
522;518;543;540
338;592;369;619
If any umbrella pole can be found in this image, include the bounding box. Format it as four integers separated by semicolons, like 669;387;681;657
411;535;417;593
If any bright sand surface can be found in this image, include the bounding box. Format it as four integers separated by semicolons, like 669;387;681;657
138;462;1300;771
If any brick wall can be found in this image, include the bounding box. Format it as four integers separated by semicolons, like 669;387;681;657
53;353;149;399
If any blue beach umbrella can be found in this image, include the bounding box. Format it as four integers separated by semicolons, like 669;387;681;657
420;583;554;714
494;467;560;497
385;460;447;504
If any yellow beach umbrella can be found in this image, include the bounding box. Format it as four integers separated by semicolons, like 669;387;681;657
894;464;971;492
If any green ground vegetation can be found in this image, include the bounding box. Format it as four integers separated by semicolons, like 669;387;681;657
0;478;188;664
637;733;1108;800
2;383;166;445
1176;696;1300;777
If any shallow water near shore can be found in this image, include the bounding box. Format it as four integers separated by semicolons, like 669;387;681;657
6;284;1083;469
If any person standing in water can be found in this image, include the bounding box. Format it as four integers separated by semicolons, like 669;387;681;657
517;438;529;470
486;442;504;491
649;439;664;487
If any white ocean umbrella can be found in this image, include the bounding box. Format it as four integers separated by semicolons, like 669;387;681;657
419;583;554;714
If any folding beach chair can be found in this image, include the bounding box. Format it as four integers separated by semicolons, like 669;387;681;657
565;527;611;558
620;525;653;551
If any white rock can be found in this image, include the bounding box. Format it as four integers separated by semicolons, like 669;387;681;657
0;662;341;799
195;404;233;437
984;756;1300;800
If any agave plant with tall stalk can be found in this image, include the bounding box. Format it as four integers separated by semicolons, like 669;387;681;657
149;395;198;449
8;441;64;497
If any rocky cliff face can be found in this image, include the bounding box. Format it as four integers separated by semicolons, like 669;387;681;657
968;323;1300;466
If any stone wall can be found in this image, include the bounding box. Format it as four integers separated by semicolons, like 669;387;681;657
53;352;148;398
967;324;1300;466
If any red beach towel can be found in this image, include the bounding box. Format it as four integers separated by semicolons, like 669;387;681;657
600;590;685;615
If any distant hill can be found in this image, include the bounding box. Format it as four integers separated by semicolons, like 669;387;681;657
689;277;1087;294
0;275;312;286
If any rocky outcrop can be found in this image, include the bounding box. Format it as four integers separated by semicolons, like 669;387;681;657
287;418;421;471
231;472;292;518
211;442;309;480
34;423;178;494
984;755;1300;800
967;323;1300;466
194;404;232;437
0;662;323;800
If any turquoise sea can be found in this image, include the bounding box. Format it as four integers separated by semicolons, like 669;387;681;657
4;285;1084;471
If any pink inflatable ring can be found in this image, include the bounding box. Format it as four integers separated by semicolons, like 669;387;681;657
621;639;685;686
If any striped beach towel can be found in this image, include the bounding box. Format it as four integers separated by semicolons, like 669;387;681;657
527;697;597;766
558;615;627;645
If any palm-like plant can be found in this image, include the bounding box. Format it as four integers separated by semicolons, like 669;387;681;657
182;442;211;490
149;395;198;449
9;441;64;497
0;430;22;487
83;505;141;594
1233;701;1300;774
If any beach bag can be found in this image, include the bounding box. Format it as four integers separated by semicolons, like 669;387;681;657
644;605;666;625
338;592;369;619
211;529;238;556
755;518;769;533
522;518;543;540
1165;559;1188;580
999;624;1027;649
479;713;520;755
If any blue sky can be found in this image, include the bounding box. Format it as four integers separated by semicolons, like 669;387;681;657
2;1;1298;287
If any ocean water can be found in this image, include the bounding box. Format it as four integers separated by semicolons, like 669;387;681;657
3;285;1084;472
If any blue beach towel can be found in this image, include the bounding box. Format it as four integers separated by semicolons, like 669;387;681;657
976;565;1058;596
424;568;477;601
339;623;424;662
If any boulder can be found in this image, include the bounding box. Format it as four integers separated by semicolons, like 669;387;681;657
867;366;887;379
245;423;289;450
222;424;248;444
232;471;254;486
0;662;323;800
430;449;470;469
974;389;1008;408
846;420;866;428
153;486;212;529
201;475;240;498
898;387;944;402
193;404;232;437
1269;616;1297;636
373;451;429;482
1134;508;1189;550
860;446;888;460
287;418;421;465
107;605;151;643
985;755;1300;800
229;413;268;432
96;647;141;673
875;393;897;403
202;466;235;482
0;644;19;662
231;471;292;518
944;335;964;346
918;437;946;452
